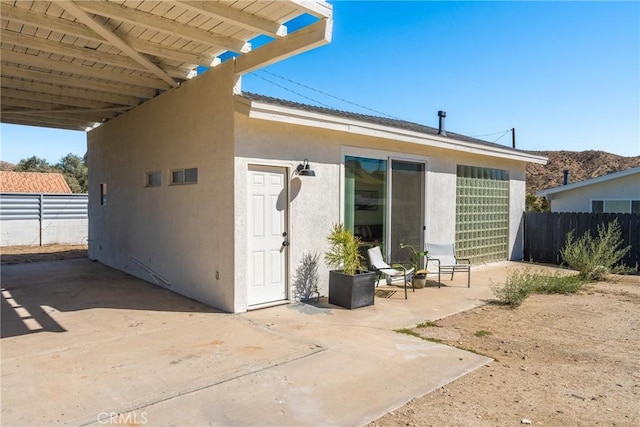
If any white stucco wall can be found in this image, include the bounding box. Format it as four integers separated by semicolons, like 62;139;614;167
86;67;530;314
42;219;88;245
549;173;640;213
0;219;88;247
88;61;237;312
0;220;40;246
234;114;530;310
427;150;526;261
234;115;340;312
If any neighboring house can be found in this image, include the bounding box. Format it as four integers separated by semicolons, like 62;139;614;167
536;167;640;213
87;59;547;313
0;171;72;193
0;171;87;247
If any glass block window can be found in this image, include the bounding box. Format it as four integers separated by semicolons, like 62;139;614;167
456;165;510;263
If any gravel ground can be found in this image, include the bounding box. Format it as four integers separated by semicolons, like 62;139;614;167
369;275;640;427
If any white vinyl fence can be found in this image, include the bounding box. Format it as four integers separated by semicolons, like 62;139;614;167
0;193;88;247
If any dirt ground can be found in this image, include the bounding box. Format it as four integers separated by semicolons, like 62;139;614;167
1;244;87;265
3;245;638;426
370;275;640;427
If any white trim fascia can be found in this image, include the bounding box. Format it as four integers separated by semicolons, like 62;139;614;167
536;167;640;197
235;96;548;165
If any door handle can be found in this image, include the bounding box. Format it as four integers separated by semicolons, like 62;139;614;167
282;240;290;247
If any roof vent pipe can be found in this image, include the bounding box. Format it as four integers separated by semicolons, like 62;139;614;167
438;110;447;136
563;169;570;185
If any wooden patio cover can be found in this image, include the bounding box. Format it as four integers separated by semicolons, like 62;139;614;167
0;0;333;131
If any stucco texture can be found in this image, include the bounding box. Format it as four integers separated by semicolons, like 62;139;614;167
87;65;530;313
88;61;237;312
549;173;640;213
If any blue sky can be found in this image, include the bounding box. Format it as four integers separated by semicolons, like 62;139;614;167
1;1;638;164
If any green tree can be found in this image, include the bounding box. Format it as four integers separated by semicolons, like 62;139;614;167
525;194;550;212
13;156;52;173
57;153;88;193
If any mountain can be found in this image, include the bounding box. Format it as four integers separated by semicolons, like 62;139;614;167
526;150;640;194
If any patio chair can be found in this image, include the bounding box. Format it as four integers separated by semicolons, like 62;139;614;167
367;246;415;299
426;243;471;288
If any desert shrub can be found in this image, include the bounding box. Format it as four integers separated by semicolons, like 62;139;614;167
493;268;588;307
492;269;536;307
560;219;631;281
533;272;586;294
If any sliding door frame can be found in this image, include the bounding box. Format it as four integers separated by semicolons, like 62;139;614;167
340;146;429;262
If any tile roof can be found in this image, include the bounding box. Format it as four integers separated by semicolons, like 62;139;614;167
0;171;72;194
241;92;523;153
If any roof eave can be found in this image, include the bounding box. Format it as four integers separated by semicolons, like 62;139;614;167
536;167;640;197
235;96;548;164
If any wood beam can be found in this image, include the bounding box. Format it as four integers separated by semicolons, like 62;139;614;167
1;117;89;132
1;29;147;71
1;3;102;43
74;1;251;53
1;99;128;116
120;36;220;67
1;64;157;98
1;108;118;125
2;96;92;112
2;6;218;68
1;50;169;89
1;77;141;107
1;113;96;129
235;18;332;75
57;0;178;87
174;1;287;38
288;0;333;18
1;88;114;109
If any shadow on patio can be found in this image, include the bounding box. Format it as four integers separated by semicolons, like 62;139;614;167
1;258;219;338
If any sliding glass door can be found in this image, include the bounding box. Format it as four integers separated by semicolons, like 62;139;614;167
390;160;425;265
344;155;425;265
344;156;387;250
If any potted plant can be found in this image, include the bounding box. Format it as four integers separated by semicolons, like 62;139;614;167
400;242;429;289
325;224;376;309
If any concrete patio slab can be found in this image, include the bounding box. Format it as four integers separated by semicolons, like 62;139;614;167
1;258;539;426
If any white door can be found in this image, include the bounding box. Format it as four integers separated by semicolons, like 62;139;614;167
247;165;288;306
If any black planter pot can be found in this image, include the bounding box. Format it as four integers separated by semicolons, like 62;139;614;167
328;270;376;309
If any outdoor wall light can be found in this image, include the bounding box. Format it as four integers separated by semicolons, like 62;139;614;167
295;159;316;177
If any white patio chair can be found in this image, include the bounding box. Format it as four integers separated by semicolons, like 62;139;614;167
426;243;471;288
367;246;415;299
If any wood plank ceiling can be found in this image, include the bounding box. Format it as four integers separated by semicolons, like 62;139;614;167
0;0;332;131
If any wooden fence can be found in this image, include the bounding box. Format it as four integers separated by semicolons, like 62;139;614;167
523;212;640;271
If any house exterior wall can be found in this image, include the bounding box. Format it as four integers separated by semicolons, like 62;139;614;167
548;174;640;213
87;61;237;312
233;115;339;312
233;114;529;311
